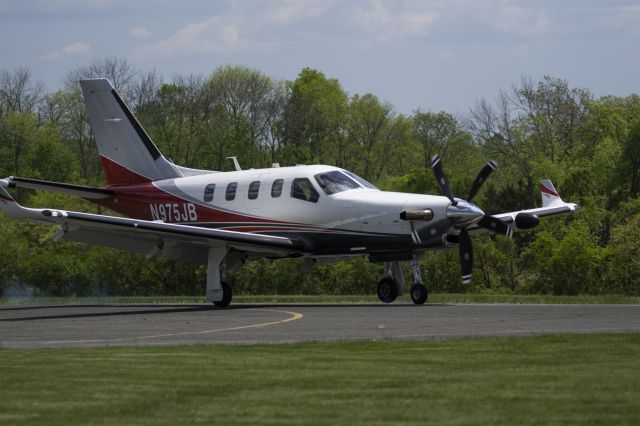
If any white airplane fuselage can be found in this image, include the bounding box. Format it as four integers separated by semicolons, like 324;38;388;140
94;162;454;259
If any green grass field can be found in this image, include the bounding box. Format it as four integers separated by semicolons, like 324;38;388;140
2;293;639;305
1;333;639;425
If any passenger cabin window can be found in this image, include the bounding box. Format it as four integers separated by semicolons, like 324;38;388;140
291;178;319;203
314;171;360;195
203;183;215;202
226;182;238;201
248;181;260;200
271;179;284;197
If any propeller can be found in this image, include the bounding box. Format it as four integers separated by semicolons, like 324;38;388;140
429;155;512;285
430;155;457;206
468;160;496;202
458;228;473;285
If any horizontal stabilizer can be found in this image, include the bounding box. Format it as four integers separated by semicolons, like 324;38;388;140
5;176;113;200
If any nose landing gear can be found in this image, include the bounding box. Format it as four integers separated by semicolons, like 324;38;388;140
376;259;428;304
408;259;428;305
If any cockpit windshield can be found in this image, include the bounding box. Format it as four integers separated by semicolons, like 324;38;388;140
343;170;378;189
314;170;378;195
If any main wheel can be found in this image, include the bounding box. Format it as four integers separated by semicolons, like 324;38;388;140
213;281;232;308
377;277;398;303
410;284;428;305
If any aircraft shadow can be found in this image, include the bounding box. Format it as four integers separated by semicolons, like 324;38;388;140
0;302;450;322
0;305;216;322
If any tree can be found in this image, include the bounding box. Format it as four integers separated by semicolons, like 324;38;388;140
281;68;348;166
347;93;394;179
412;111;465;169
207;65;286;168
0;68;45;115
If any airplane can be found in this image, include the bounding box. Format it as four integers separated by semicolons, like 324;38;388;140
0;78;579;307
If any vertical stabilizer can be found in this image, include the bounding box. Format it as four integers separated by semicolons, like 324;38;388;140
80;79;181;185
540;179;562;207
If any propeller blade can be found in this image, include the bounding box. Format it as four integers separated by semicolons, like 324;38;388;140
468;160;497;202
459;228;473;285
477;215;513;238
430;155;457;205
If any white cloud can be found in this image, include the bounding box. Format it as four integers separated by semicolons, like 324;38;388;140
130;26;152;39
41;41;91;61
511;44;530;58
265;0;331;24
493;6;550;36
606;4;640;36
132;16;272;59
351;1;437;41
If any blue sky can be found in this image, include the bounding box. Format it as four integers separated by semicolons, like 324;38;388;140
1;0;639;114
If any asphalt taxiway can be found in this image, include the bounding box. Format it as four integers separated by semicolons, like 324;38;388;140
1;303;639;348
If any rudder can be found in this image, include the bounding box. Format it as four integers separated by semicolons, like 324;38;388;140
80;79;181;186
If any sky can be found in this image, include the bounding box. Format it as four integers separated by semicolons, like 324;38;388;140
0;0;639;115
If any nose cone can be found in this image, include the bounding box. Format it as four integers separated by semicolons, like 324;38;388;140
446;199;485;223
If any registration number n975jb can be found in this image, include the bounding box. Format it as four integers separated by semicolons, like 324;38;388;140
149;203;197;222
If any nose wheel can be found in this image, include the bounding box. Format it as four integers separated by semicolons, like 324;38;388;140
408;259;428;305
410;284;428;305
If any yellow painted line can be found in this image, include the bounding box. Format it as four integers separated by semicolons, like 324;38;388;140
136;309;303;340
42;309;304;345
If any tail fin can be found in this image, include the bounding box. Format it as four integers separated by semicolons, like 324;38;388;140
80;79;182;186
540;179;563;207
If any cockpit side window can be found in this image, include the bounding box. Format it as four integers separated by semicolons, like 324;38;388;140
290;178;319;203
203;183;215;202
314;170;360;195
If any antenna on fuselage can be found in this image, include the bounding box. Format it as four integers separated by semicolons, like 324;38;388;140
225;157;242;171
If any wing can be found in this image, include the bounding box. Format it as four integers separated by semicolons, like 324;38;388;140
0;182;309;263
468;180;579;235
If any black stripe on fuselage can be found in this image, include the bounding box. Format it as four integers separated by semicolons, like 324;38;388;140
185;221;443;254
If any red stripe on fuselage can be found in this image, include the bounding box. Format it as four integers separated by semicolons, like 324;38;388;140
92;181;286;225
100;156;151;186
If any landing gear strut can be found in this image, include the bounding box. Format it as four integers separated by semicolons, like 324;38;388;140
409;258;428;305
206;247;233;308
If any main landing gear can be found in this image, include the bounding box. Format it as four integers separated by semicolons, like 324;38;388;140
376;259;428;305
206;247;233;308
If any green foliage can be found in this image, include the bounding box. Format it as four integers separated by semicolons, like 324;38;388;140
1;63;640;296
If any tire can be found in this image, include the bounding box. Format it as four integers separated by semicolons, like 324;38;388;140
213;281;232;308
410;284;428;305
377;277;398;303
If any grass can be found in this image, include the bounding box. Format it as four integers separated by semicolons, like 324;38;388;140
1;293;639;305
1;333;639;425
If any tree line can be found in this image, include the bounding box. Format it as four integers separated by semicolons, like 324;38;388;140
1;57;639;297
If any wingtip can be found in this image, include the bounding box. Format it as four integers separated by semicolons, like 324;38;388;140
0;183;15;202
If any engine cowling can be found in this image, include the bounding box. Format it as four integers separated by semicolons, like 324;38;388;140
515;212;539;229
